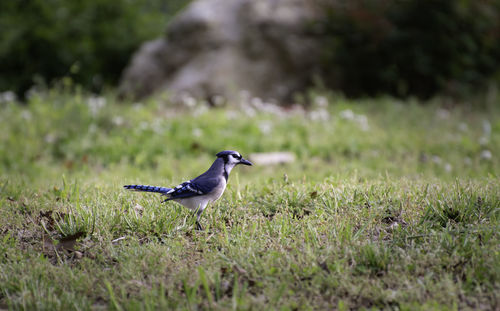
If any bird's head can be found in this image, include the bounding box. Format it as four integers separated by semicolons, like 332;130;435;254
216;150;253;167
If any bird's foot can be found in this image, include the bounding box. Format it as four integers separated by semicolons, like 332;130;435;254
195;221;204;231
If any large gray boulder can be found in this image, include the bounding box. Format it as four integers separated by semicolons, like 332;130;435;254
119;0;322;104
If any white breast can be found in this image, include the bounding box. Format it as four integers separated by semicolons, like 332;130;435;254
174;195;210;211
208;177;227;202
173;177;227;212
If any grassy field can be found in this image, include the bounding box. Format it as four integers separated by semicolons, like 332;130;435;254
0;91;499;310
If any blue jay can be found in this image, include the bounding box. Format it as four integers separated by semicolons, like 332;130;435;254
124;150;252;230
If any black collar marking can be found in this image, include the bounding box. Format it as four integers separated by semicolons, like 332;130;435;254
222;155;229;181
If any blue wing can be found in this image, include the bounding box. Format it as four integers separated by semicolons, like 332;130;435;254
164;177;219;201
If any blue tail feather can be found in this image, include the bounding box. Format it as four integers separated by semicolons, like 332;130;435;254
124;185;171;194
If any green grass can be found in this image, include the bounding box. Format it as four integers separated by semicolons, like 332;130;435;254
0;91;499;310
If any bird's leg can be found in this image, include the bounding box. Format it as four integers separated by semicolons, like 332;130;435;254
195;207;204;231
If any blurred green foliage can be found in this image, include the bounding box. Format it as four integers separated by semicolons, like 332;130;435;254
318;0;500;99
0;90;498;180
0;0;189;98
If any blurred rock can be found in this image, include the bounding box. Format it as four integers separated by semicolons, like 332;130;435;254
119;38;170;100
249;152;296;165
119;0;322;104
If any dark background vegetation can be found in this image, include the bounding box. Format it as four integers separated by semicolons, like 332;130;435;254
0;0;189;97
318;0;500;99
1;0;499;100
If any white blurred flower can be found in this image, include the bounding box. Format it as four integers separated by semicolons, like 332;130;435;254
479;136;489;146
444;163;452;173
458;122;468;132
482;120;491;137
339;109;369;130
239;90;251;106
464;157;472;165
226;110;239;120
192;128;203;137
0;91;16;103
251;97;264;109
87;96;106;116
25;87;39;100
243;105;256;118
211;95;225;107
480;150;492;160
192;104;208;116
436;109;450;119
151;119;163;134
432;155;442;164
260;102;285;117
258;121;273;134
112;116;124;126
314;96;328;107
235;93;294;119
356;114;369;131
88;123;97;134
340;109;355;120
181;94;197;108
44;133;56;144
309;108;330;122
21;110;32;121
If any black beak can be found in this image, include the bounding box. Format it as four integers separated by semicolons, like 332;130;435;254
239;158;253;166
